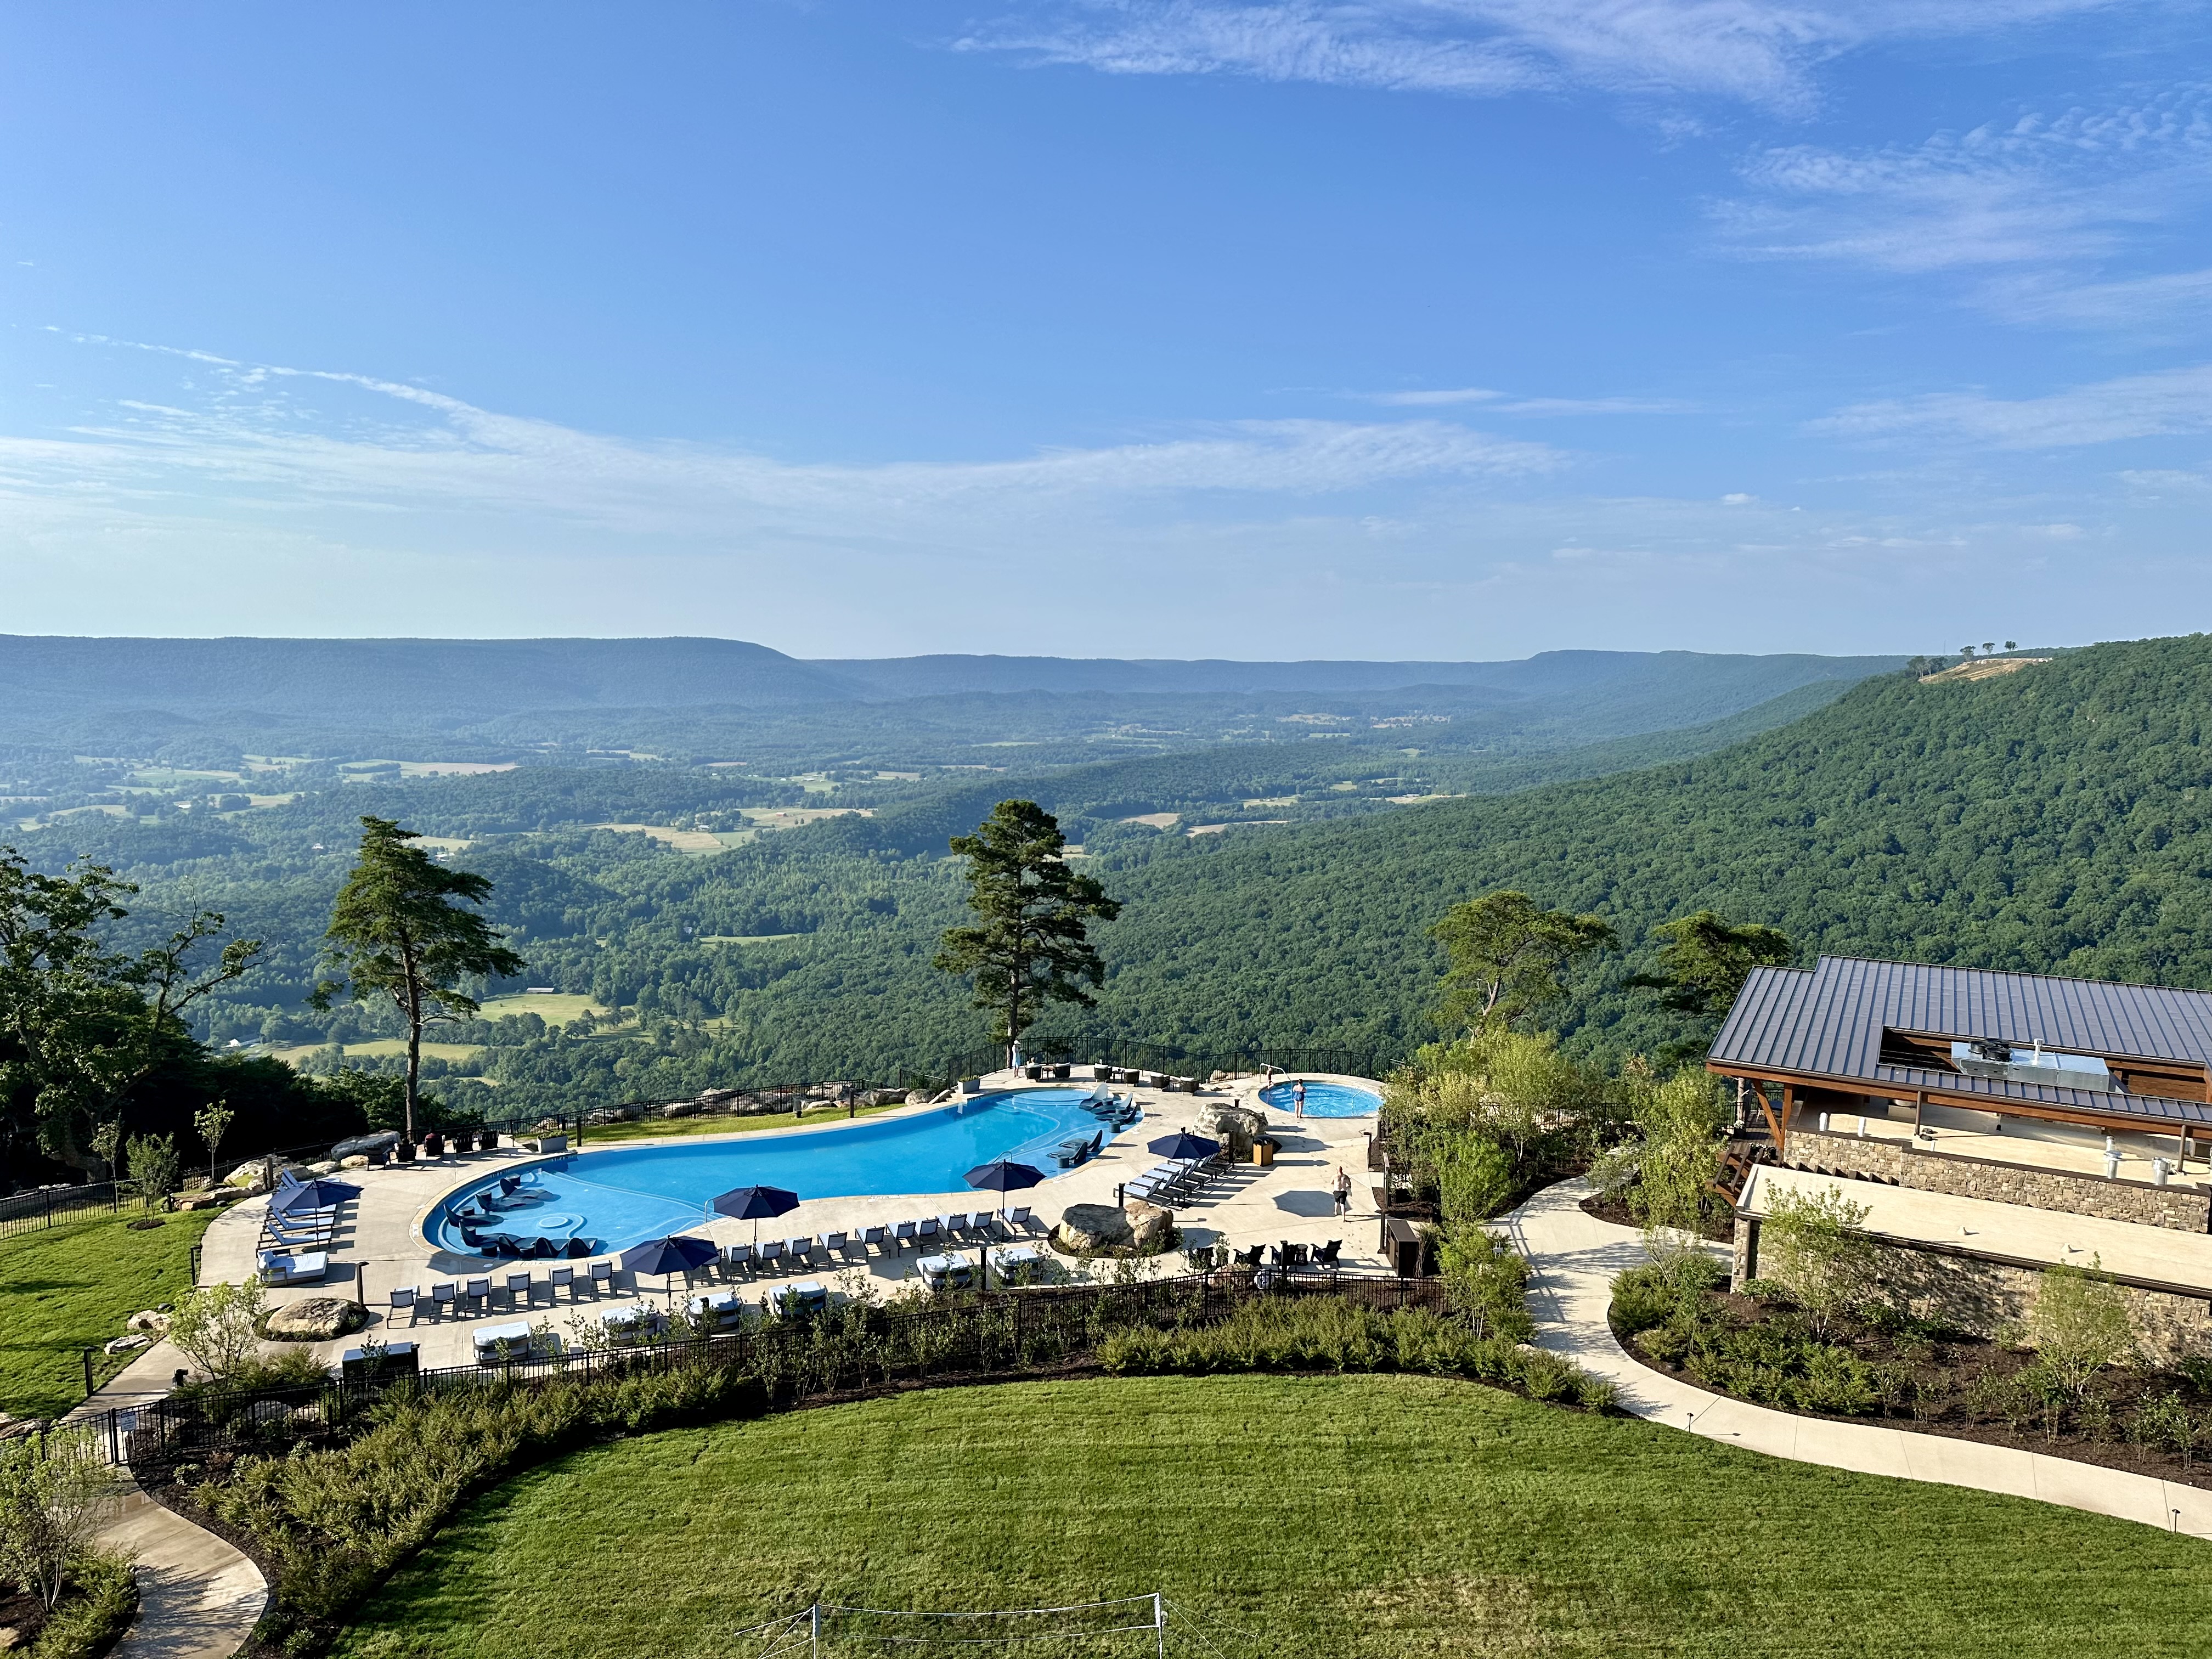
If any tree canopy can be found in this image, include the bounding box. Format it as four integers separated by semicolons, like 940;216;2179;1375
1428;891;1616;1035
933;800;1120;1057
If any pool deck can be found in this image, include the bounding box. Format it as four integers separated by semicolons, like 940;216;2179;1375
88;1069;1389;1400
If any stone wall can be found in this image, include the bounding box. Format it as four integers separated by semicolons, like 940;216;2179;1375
1785;1127;2212;1232
1735;1219;2212;1364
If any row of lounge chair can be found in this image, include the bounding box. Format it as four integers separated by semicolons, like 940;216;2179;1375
1124;1154;1221;1209
392;1260;620;1320
257;1169;351;1285
719;1208;1039;1274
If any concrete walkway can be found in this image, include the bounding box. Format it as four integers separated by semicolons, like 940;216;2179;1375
1501;1175;2212;1538
101;1472;266;1659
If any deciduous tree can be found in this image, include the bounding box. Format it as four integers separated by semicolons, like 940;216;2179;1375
1429;890;1615;1035
1630;910;1795;1022
313;819;525;1144
934;801;1120;1060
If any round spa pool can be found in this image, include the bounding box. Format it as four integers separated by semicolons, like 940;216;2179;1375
426;1086;1127;1256
1259;1079;1381;1118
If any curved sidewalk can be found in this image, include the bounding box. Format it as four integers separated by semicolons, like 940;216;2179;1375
1502;1175;2212;1539
102;1473;267;1659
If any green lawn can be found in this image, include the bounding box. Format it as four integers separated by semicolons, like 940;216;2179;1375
0;1205;217;1418
335;1374;2212;1658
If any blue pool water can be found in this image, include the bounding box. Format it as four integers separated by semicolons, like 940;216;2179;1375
1259;1079;1381;1118
428;1088;1122;1255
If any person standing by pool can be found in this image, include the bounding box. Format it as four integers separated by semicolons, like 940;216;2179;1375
1333;1167;1351;1216
1293;1080;1306;1118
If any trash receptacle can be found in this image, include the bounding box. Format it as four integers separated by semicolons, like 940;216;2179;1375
1254;1138;1277;1168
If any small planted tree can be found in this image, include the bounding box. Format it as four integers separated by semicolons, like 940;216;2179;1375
194;1098;235;1181
168;1280;268;1383
313;818;526;1145
934;801;1120;1063
123;1132;179;1214
2027;1258;2135;1402
1762;1183;1877;1335
1429;890;1615;1035
1630;1069;1730;1236
0;1425;112;1612
87;1120;121;1185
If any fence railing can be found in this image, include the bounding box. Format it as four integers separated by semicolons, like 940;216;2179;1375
0;1180;122;1242
97;1269;1448;1467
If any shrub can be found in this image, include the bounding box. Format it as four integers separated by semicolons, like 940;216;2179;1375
26;1549;136;1659
1439;1228;1536;1341
2025;1260;2136;1402
0;1426;111;1615
1760;1184;1877;1335
169;1280;268;1383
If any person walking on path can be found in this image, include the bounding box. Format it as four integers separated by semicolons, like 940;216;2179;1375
1333;1167;1351;1216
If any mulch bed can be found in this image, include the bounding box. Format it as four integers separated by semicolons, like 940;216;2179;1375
1621;1288;2212;1491
1579;1189;1734;1244
0;1584;51;1649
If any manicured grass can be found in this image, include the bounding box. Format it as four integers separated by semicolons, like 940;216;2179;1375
336;1374;2212;1658
589;1099;907;1142
0;1205;218;1418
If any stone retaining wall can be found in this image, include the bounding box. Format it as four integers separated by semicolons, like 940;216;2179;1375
1734;1217;2212;1364
1786;1127;2212;1232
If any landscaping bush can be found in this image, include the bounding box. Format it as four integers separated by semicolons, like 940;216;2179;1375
25;1549;135;1659
1096;1298;1613;1409
1438;1227;1536;1342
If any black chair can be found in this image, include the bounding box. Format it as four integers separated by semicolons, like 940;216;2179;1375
1313;1240;1342;1267
1234;1243;1265;1267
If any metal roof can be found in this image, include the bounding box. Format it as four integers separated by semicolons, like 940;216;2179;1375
1708;956;2212;1129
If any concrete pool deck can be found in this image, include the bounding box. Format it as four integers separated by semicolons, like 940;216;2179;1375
88;1069;1389;1397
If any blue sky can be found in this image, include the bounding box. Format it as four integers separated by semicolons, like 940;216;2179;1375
1;3;2208;658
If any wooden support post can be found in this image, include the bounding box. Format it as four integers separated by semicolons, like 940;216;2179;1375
1756;1084;1787;1156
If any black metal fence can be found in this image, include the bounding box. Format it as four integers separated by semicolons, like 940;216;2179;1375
1026;1039;1397;1084
98;1269;1448;1468
0;1180;123;1242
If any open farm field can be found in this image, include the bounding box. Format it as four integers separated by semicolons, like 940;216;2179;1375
333;1373;2212;1658
475;994;606;1023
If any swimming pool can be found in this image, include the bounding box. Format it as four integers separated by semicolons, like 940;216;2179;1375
1259;1079;1381;1118
427;1088;1124;1256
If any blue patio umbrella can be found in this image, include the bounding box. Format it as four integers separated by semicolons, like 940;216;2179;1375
271;1178;362;1214
964;1159;1045;1212
619;1234;720;1302
712;1184;800;1246
1147;1131;1220;1162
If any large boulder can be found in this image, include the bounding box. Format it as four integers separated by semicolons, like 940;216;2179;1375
127;1310;172;1335
1126;1200;1174;1254
266;1297;366;1342
1196;1104;1267;1160
222;1160;266;1190
1053;1203;1136;1254
330;1130;400;1161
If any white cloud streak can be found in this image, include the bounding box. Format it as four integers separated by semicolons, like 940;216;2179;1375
1718;88;2212;326
1814;362;2212;445
959;0;2129;112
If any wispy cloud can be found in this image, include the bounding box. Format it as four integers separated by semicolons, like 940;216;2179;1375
1813;362;2212;446
1718;88;2212;326
0;340;1569;548
958;0;2129;113
1356;387;1696;414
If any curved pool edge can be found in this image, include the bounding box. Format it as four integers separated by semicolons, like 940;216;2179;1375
415;1084;1116;1257
1231;1071;1386;1119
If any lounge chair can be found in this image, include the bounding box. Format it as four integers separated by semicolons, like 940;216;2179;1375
462;1276;492;1314
860;1225;888;1254
1052;1139;1088;1169
786;1236;814;1266
915;1217;940;1245
390;1285;420;1325
687;1289;745;1331
506;1271;534;1309
758;1238;786;1268
589;1259;614;1292
550;1266;577;1300
893;1220;917;1252
939;1213;968;1236
431;1281;459;1317
821;1231;849;1257
773;1281;827;1319
257;1250;328;1287
563;1237;594;1259
994;1245;1046;1283
916;1253;972;1291
721;1242;755;1274
1006;1205;1034;1233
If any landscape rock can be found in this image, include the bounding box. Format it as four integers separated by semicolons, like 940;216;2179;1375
0;1621;22;1647
104;1335;150;1356
659;1101;697;1119
127;1310;172;1334
307;1159;341;1176
1195;1104;1267;1160
223;1160;267;1189
0;1420;45;1443
330;1130;401;1161
1053;1203;1135;1254
1126;1200;1174;1254
172;1188;236;1210
266;1297;367;1342
340;1155;371;1170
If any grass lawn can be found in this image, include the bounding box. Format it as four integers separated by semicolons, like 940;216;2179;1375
0;1205;218;1418
589;1099;907;1142
335;1374;2212;1658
